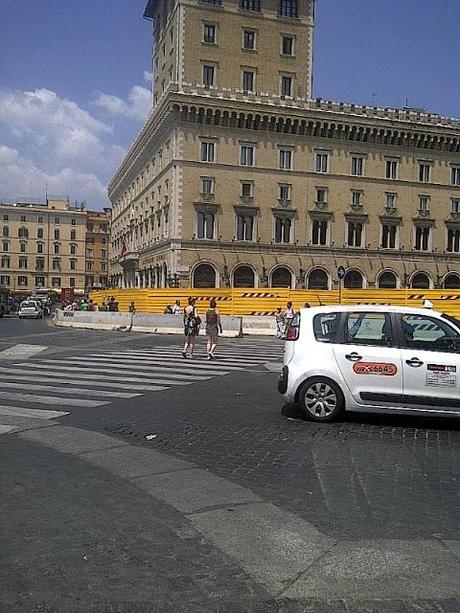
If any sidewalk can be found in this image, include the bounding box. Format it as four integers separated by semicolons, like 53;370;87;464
1;424;460;613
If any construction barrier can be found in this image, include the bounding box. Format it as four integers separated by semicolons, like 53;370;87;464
55;310;243;337
90;288;460;320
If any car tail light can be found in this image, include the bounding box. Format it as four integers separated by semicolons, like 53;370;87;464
285;313;300;341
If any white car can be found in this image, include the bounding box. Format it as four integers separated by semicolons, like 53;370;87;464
278;305;460;421
18;300;43;319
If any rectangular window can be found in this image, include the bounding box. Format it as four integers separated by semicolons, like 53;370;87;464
315;151;329;173
70;259;76;270
197;211;215;239
241;182;253;197
37;216;43;223
71;218;76;226
2;241;8;252
351;191;362;207
19;257;28;269
69;277;76;288
274;216;292;243
203;64;215;87
3;215;8;221
351;155;364;176
54;244;60;254
1;256;10;268
240;0;260;10
381;224;398;249
37;228;44;239
311;219;328;246
281;36;294;56
20;215;26;222
278;0;298;18
419;163;431;182
240;144;255;166
385;192;397;211
70;230;76;240
0;275;10;285
414;226;431;251
203;24;216;44
2;226;8;238
36;258;45;270
54;217;59;224
419;196;430;213
201;178;215;195
52;259;60;270
347;222;363;247
70;244;77;255
35;276;45;287
447;228;460;253
278;148;293;170
86;261;93;272
315;188;327;204
37;243;44;254
54;229;60;240
278;184;291;201
200;140;215;162
51;277;61;287
280;75;292;97
451;166;460;186
385;159;398;179
451;199;460;214
243;30;256;50
20;242;26;253
18;276;28;287
18;227;28;238
236;213;254;241
242;70;255;92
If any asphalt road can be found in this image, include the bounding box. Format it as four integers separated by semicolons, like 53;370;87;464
1;315;460;613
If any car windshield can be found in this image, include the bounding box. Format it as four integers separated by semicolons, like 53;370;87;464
441;313;460;332
21;301;36;308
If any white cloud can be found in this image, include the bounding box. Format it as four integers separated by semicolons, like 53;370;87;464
0;88;127;208
143;71;153;83
92;84;152;122
0;144;108;205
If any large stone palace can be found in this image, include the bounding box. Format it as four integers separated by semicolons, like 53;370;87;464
108;0;460;290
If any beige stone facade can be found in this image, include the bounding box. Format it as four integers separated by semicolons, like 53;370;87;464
85;210;110;290
108;0;460;291
0;199;86;294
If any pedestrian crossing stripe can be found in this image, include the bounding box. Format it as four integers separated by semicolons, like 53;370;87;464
0;339;283;424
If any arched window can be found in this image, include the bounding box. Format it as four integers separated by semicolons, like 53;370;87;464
411;272;430;289
378;271;398;289
307;268;329;290
233;265;255;288
271;266;292;288
193;263;217;288
443;273;460;289
344;269;364;289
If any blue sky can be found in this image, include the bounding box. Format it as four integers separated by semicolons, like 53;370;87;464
1;0;459;209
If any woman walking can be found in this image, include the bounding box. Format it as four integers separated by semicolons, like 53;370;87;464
205;298;222;360
182;297;200;358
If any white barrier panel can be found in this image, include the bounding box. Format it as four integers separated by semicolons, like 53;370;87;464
242;316;276;336
55;310;132;330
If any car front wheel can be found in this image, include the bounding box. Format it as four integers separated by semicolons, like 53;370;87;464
298;377;345;422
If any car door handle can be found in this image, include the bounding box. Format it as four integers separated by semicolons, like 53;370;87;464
345;352;362;362
406;357;424;368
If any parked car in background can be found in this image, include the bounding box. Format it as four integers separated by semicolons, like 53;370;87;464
278;305;460;422
18;300;43;319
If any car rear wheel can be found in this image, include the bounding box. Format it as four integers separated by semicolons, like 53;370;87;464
298;377;344;422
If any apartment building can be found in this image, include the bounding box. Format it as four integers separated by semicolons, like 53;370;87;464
0;199;86;293
108;0;460;291
85;210;110;290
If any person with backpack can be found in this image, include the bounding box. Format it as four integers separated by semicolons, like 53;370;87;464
182;297;200;358
205;298;223;360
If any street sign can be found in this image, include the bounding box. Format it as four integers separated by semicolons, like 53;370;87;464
337;266;346;280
